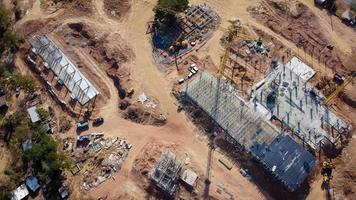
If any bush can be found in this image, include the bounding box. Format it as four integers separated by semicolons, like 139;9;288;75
155;0;189;21
3;31;19;50
351;3;356;12
36;107;50;121
9;73;36;91
23;131;70;191
0;4;11;28
0;63;10;77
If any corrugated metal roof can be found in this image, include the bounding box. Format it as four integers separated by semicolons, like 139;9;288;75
251;135;316;191
11;184;29;200
27;106;40;123
26;176;40;192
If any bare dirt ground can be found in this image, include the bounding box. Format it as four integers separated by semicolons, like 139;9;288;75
0;144;10;181
10;0;356;199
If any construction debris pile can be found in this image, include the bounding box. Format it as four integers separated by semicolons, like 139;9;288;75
65;133;131;192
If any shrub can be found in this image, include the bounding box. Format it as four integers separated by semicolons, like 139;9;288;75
351;3;356;12
155;0;189;22
9;73;36;91
3;31;19;50
36;107;50;121
0;4;10;28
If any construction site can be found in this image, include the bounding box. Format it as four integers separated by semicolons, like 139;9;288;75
0;0;355;200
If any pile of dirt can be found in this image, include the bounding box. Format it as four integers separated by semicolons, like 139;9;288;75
340;82;356;108
249;0;349;74
122;105;167;126
331;138;356;199
104;0;131;19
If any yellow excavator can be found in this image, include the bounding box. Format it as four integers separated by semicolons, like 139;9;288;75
325;71;356;104
322;160;334;184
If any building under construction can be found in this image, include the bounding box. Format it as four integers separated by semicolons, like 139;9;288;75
29;35;99;107
184;71;316;191
253;57;352;150
149;151;182;197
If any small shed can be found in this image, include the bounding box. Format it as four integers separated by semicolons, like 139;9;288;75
58;186;69;199
10;184;29;200
180;169;198;190
22;139;32;151
43;123;53;134
27;106;40;123
26;176;40;192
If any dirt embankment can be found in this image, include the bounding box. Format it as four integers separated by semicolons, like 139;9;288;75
331;137;356;200
103;0;131;19
249;0;350;75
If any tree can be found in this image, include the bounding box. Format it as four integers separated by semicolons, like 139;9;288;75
36;107;50;121
23;130;70;192
154;0;189;22
3;31;19;50
351;3;356;12
0;4;11;28
8;73;36;91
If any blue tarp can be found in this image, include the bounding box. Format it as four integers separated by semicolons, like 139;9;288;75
26;176;40;192
250;135;316;191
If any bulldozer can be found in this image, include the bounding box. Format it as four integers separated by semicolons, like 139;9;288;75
322;160;334;184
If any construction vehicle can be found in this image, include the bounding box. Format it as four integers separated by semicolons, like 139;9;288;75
76;120;89;131
92;117;104;126
325;71;356;104
321;160;334;184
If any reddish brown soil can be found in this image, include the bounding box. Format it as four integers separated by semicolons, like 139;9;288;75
249;0;351;75
103;0;131;19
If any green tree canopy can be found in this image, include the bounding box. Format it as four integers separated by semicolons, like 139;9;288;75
0;4;11;28
3;31;19;50
155;0;189;22
351;3;356;12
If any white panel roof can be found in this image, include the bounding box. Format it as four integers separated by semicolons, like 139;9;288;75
285;57;316;81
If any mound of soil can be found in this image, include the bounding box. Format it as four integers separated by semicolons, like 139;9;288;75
123;105;166;126
104;0;131;19
331;138;356;199
339;81;356;108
